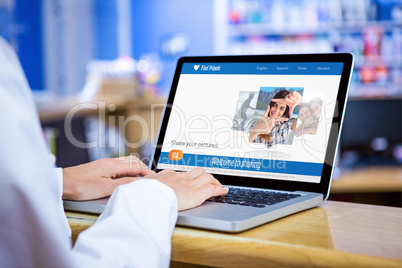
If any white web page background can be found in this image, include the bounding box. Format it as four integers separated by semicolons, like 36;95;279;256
160;74;341;165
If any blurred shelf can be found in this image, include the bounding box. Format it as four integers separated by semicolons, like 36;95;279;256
37;96;131;123
331;166;402;193
228;20;401;37
229;24;334;36
348;85;402;99
36;96;166;123
353;55;402;68
216;0;402;100
347;95;402;101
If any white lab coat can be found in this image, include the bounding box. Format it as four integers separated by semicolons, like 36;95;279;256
0;37;178;267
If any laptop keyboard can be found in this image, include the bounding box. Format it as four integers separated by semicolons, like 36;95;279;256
206;187;301;208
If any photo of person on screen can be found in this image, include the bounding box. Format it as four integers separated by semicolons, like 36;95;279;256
249;90;302;148
232;91;258;132
294;103;319;137
239;92;255;131
309;97;323;120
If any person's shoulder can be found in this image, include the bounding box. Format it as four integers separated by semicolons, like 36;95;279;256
278;118;295;125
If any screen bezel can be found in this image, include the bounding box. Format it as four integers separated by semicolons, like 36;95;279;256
151;53;354;199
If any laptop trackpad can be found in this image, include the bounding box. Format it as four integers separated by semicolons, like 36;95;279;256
179;201;272;221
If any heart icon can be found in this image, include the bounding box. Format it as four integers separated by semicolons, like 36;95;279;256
194;65;200;70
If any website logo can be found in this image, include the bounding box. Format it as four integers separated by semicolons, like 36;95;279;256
194;65;200;71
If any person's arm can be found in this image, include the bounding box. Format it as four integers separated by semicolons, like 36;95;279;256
72;179;178;267
0;36;77;267
0;37;227;268
64;160;227;267
248;105;288;142
72;168;227;267
292;118;298;130
62;156;153;200
145;168;227;211
249;105;272;142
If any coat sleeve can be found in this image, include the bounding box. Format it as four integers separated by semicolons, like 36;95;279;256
72;180;178;268
0;36;178;268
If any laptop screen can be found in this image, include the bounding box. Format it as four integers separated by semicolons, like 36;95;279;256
153;54;352;194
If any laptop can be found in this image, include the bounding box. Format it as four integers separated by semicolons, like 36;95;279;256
64;53;354;233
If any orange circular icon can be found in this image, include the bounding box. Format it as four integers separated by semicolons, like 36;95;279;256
168;150;183;161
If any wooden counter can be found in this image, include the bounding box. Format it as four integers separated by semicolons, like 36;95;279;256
66;201;402;267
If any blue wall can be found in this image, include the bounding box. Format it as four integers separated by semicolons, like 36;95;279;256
94;0;118;60
131;0;214;92
6;0;214;93
15;0;43;90
12;0;120;91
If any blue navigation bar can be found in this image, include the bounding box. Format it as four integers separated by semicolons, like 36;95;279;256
158;152;323;177
181;62;343;75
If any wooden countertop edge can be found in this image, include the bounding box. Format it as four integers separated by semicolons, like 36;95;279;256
171;228;401;267
66;212;401;268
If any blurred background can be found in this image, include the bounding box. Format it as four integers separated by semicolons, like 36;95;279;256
0;0;401;206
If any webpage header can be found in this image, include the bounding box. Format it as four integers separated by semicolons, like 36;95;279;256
181;62;343;75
